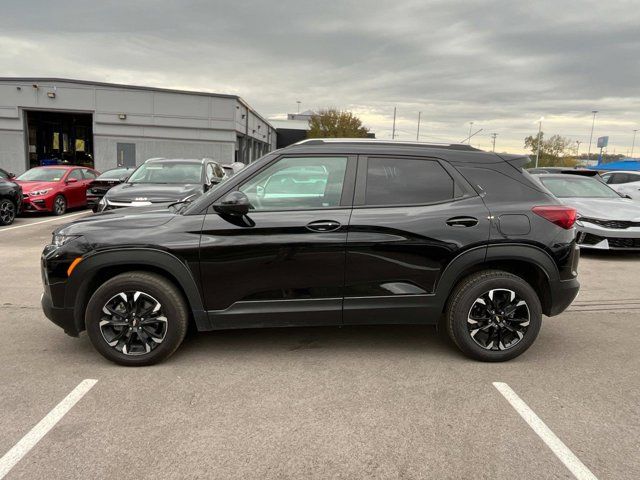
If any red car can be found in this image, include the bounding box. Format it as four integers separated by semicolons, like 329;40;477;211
16;166;100;215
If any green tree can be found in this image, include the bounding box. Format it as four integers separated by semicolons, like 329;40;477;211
308;108;369;138
524;132;578;167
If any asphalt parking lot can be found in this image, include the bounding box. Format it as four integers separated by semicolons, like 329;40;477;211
1;212;639;479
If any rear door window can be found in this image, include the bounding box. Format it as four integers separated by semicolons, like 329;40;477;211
364;157;454;206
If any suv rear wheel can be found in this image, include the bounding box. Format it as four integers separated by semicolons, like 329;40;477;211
446;270;542;362
85;271;189;366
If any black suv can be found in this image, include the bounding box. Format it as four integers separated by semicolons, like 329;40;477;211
97;158;226;211
41;140;580;365
0;168;22;226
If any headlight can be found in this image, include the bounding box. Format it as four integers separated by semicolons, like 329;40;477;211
29;189;51;197
51;234;81;247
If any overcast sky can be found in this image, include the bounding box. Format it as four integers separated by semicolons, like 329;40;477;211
1;0;639;154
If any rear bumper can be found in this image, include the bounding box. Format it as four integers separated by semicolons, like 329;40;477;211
547;278;580;316
41;290;79;336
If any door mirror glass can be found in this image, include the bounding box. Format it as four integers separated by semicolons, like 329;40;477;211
213;191;251;216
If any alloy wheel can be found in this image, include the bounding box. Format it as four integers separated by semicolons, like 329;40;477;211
0;200;15;224
54;197;66;215
100;291;168;355
467;288;530;351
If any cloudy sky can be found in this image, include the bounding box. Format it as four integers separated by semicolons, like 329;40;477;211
1;0;639;154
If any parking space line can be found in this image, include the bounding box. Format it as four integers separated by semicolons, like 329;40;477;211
493;382;597;480
0;379;98;479
0;211;89;233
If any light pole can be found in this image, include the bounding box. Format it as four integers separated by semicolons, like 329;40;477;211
576;140;582;157
392;106;397;140
490;133;497;152
296;101;301;113
468;122;474;144
535;117;543;168
632;129;638;159
416;111;421;142
587;110;598;160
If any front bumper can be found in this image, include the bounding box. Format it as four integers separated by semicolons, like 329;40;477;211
23;194;53;212
576;222;640;250
41;290;79;336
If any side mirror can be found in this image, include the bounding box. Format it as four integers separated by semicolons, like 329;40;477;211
8;173;15;179
67;177;78;184
213;191;251;216
624;194;633;199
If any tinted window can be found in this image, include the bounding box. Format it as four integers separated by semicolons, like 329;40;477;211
82;168;97;179
98;168;132;180
365;158;454;206
127;162;203;184
240;156;348;210
539;176;620;198
17;168;67;182
68;169;83;181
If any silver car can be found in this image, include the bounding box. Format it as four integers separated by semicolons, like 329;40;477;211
600;170;640;200
534;173;640;250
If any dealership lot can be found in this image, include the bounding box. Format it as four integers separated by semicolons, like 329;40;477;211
0;213;639;479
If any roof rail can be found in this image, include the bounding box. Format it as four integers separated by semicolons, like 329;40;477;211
292;138;480;151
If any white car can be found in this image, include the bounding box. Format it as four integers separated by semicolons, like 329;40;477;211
600;171;640;200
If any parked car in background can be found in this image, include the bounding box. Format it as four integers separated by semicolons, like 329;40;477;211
533;173;640;250
600;170;640;199
42;139;579;365
15;166;99;215
98;158;226;211
221;162;246;178
87;167;134;212
0;170;22;225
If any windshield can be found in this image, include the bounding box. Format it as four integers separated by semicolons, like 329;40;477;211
539;176;621;198
98;168;132;180
17;168;66;182
127;162;202;184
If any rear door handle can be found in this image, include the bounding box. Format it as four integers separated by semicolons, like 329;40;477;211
306;220;341;232
446;216;478;228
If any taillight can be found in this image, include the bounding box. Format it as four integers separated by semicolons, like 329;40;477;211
532;205;577;229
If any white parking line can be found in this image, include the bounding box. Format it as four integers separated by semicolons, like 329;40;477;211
0;379;98;479
493;382;597;480
0;211;89;233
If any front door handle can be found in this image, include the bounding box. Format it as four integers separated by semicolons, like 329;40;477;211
446;216;478;228
306;220;341;232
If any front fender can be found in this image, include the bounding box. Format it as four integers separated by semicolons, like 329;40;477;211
65;248;208;333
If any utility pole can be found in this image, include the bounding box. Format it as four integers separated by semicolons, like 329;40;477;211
416;111;421;142
535;118;543;168
490;133;497;152
587;110;598;160
392;106;397;140
468;122;474;144
631;129;638;158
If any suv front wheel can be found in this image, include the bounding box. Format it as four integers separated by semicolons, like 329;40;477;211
446;270;542;362
85;271;189;366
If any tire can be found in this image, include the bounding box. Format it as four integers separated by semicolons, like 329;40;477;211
52;195;67;215
0;199;16;226
85;272;189;366
446;270;542;362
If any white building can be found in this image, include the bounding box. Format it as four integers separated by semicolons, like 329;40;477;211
0;78;276;174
